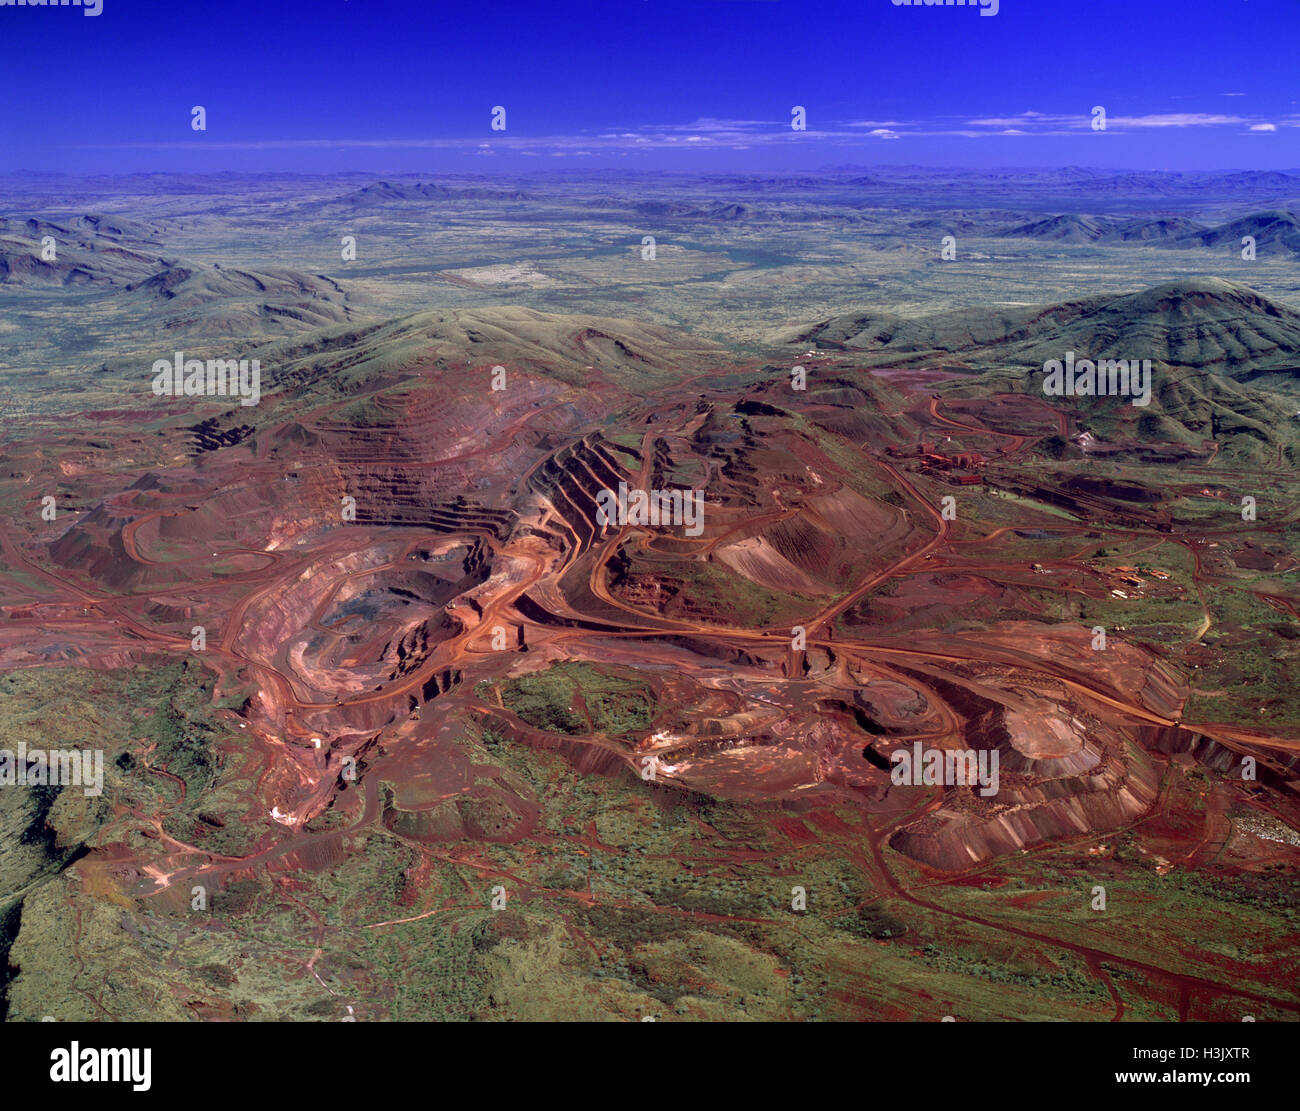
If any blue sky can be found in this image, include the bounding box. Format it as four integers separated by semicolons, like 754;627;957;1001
1;0;1297;173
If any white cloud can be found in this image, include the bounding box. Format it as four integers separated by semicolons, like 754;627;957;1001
966;110;1258;131
71;105;1296;158
653;117;776;134
966;114;1061;127
1109;113;1250;127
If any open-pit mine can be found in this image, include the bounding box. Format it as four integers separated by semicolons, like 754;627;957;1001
2;170;1299;1023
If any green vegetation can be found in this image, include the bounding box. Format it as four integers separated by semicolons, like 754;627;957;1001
476;661;653;736
623;548;816;627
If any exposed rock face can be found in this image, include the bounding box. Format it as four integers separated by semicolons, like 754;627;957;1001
872;627;1189;871
890;749;1161;871
888;694;1163;871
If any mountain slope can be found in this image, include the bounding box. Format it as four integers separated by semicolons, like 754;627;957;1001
1180;210;1300;256
997;214;1113;242
785;278;1300;379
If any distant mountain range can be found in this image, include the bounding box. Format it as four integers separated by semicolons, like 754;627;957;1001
329;181;536;206
787;277;1300;380
787;277;1300;463
997;209;1300;254
0;211;355;341
0;213;164;286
